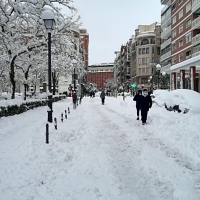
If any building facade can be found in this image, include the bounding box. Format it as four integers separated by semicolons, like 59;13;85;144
114;22;161;91
87;63;114;90
80;29;89;72
161;0;200;92
134;23;161;88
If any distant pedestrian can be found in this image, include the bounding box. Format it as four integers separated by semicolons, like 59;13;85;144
100;89;106;105
133;90;142;120
140;88;152;125
72;91;77;109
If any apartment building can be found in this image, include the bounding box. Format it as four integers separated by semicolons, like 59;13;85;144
87;63;114;90
113;22;161;91
80;29;89;72
134;22;161;88
161;0;200;92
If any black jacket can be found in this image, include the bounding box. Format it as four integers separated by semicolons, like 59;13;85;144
140;94;152;111
133;94;142;109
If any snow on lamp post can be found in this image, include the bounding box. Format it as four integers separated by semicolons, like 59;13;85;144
162;71;166;89
156;63;161;89
41;10;55;123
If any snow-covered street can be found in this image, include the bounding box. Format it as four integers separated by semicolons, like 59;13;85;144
0;96;200;200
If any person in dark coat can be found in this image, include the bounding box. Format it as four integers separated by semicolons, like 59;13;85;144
133;90;142;120
72;91;77;109
100;90;106;105
140;88;152;125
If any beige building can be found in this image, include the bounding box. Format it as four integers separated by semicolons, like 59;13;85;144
132;22;161;89
113;22;161;91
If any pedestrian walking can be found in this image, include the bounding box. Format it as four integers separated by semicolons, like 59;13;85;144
72;91;77;109
100;89;106;105
133;90;142;120
140;88;152;125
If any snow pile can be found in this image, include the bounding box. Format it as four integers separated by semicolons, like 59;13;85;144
165;89;200;114
153;89;200;114
151;89;169;106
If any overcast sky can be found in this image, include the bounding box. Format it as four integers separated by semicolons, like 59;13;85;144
71;0;163;65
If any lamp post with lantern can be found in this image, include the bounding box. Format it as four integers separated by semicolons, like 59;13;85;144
71;59;78;92
156;63;161;89
41;10;55;123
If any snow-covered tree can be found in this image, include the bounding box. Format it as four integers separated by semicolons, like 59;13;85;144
0;0;80;99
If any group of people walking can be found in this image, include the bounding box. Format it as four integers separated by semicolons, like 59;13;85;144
133;88;152;125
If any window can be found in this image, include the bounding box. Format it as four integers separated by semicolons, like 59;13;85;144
179;24;183;33
139;48;142;54
179;39;183;47
142;48;145;54
142;58;146;65
152;47;154;53
186;32;191;43
173;16;176;24
186;50;192;59
172;3;176;11
172;43;176;51
179;54;183;62
172;57;176;65
186;2;191;13
152;57;154;62
146;48;149;54
179;10;183;19
139;68;141;74
186;18;191;28
141;39;149;45
142;68;145;74
172;29;176;38
146;57;149;64
138;58;142;65
146;67;149;74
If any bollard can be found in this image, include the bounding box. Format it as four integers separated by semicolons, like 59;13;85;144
61;113;63;122
68;107;70;114
54;118;57;130
65;110;67;119
46;123;49;144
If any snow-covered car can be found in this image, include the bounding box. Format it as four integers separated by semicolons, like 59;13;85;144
153;89;200;114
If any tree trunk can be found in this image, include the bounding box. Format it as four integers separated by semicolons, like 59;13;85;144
24;84;27;100
10;62;16;99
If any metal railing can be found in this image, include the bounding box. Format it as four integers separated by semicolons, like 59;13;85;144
192;33;200;46
161;38;171;50
192;0;200;13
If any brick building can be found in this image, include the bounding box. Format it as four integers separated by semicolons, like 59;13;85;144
87;63;114;90
80;29;89;71
161;0;200;92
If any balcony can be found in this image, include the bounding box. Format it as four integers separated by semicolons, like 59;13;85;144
161;63;171;73
161;0;171;14
192;51;200;57
192;16;200;30
192;33;200;46
160;51;171;61
192;0;200;13
161;25;171;39
161;38;171;50
161;0;170;5
161;12;171;27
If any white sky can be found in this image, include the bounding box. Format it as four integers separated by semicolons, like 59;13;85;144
71;0;163;65
0;90;200;199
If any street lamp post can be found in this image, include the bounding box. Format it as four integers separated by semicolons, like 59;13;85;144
41;10;55;123
72;59;78;92
156;64;161;89
162;71;166;89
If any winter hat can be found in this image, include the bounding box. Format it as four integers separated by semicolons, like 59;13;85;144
143;88;148;92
